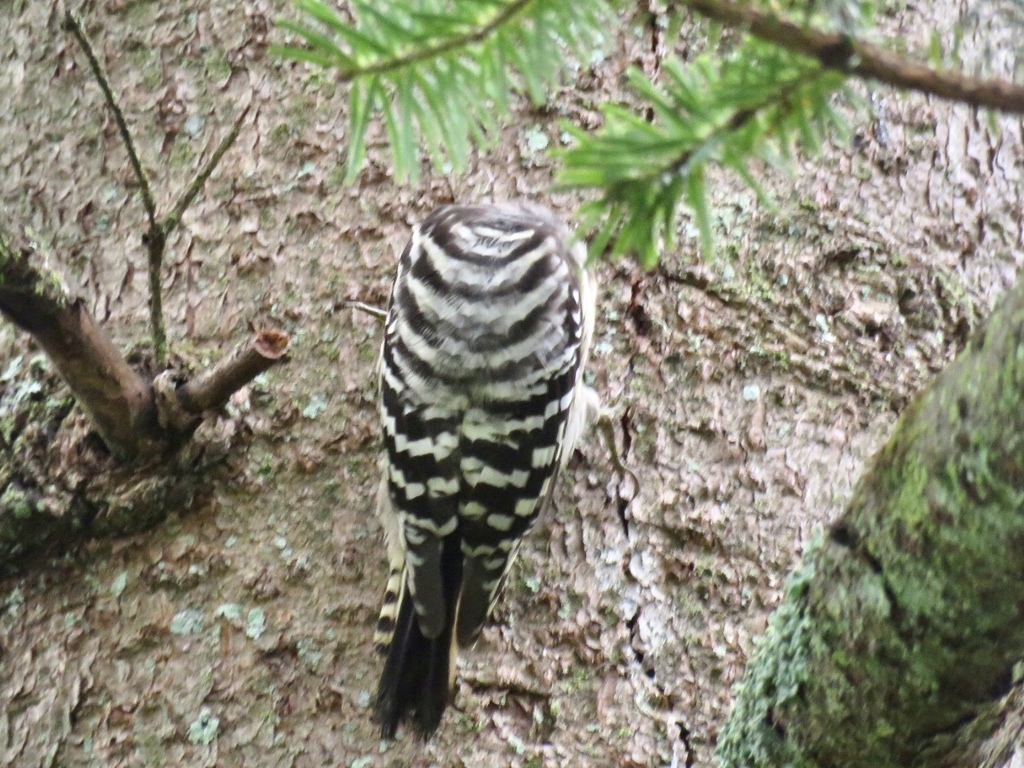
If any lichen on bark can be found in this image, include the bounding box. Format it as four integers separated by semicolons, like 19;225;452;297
718;278;1024;767
0;356;241;575
0;223;72;310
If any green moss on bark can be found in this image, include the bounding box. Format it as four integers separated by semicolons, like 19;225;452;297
0;361;240;574
718;284;1024;767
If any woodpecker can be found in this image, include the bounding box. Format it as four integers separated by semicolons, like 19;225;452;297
372;202;598;738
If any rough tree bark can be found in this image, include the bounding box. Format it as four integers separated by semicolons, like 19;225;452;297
717;272;1024;766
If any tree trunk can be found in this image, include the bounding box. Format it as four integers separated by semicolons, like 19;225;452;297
717;274;1024;766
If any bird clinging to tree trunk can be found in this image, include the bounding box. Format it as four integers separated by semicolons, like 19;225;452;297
372;202;598;738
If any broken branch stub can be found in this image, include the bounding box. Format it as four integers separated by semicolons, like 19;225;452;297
178;329;289;414
0;220;291;460
154;329;290;434
0;224;161;459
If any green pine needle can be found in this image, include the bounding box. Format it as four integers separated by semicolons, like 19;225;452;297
274;0;854;267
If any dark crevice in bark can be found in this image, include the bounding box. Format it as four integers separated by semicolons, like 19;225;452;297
612;355;638;540
625;605;693;762
676;720;696;767
828;519;906;628
625;608;655;681
615;485;631;538
827;520;859;549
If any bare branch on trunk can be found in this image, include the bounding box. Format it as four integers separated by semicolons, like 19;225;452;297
0;219;290;460
177;329;289;415
64;8;251;367
0;220;290;568
0;223;159;459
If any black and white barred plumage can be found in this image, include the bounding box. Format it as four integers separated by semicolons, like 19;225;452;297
373;202;597;738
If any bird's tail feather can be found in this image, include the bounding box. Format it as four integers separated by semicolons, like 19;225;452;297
373;561;405;654
456;540;522;648
374;474;407;653
374;537;462;739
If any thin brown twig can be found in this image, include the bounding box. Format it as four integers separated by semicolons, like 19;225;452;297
162;104;252;235
148;103;250;367
345;300;388;321
62;10;158;226
63;7;168;363
677;0;1024;113
143;226;168;367
65;8;252;367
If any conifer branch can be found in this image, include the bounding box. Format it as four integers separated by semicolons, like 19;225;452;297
336;0;536;80
678;0;1024;113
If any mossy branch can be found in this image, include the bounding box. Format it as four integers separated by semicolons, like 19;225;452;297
717;272;1024;766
